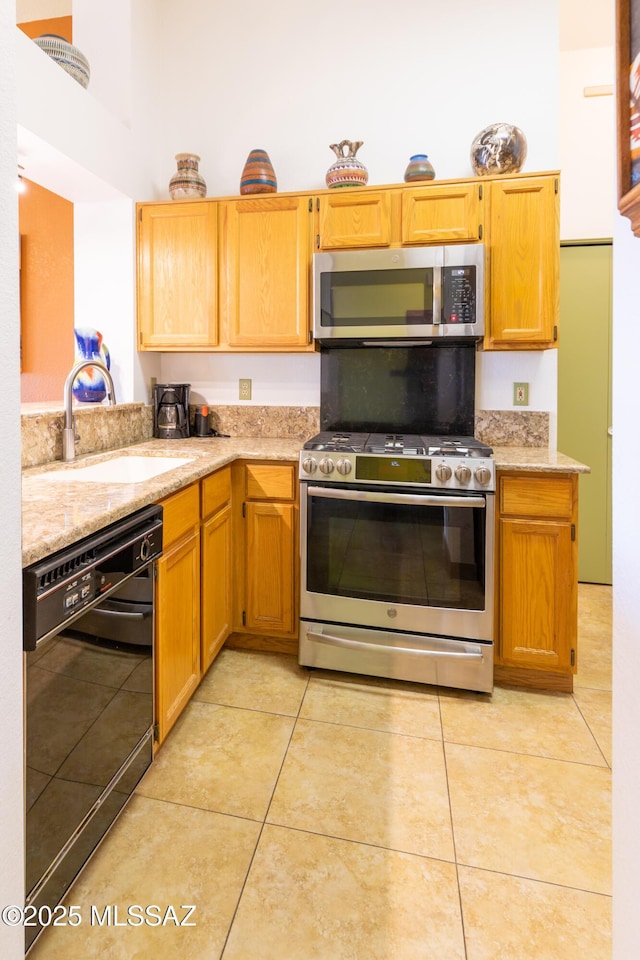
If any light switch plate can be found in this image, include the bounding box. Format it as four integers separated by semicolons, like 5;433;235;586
513;382;529;406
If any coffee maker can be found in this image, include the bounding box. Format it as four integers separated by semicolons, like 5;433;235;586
153;383;190;439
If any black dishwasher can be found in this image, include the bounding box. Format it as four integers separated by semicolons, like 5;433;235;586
22;504;163;953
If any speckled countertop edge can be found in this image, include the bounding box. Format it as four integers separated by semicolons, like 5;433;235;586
491;446;590;474
22;438;589;567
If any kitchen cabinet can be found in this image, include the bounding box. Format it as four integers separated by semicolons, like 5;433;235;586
495;471;578;691
137;201;218;350
485;174;560;349
155;482;201;745
200;466;233;674
219;195;313;349
315;191;392;249
231;461;298;645
400;181;483;244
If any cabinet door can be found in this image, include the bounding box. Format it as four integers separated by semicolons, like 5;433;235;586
245;501;296;634
201;504;232;674
486;175;560;349
499;517;576;672
219;196;311;348
401;182;482;244
316;191;392;249
137;201;218;350
155;530;201;744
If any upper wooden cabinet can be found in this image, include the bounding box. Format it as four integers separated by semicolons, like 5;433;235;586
316;191;392;249
400;182;483;244
137;201;218;351
136;172;559;353
219;195;313;349
485;174;560;350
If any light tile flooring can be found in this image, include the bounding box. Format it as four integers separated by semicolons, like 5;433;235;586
30;583;612;959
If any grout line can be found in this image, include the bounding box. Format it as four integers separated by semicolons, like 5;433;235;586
219;669;312;958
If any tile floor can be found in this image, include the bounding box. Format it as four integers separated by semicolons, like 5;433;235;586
30;582;612;959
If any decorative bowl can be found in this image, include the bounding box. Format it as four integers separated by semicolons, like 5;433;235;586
33;34;90;89
470;123;527;177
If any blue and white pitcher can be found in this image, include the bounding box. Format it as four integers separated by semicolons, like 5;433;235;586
72;327;111;403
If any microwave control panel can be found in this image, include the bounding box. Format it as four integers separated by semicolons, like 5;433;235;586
442;266;476;324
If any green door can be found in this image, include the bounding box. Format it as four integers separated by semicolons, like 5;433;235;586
557;242;612;584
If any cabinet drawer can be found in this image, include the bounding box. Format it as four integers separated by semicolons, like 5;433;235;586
245;463;296;501
159;482;200;547
202;466;231;519
499;475;574;519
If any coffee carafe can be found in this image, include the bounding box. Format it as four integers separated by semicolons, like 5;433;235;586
153;383;190;439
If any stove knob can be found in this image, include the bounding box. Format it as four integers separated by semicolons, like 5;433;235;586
301;456;317;475
319;457;335;475
455;465;472;484
435;463;452;482
336;458;352;476
474;466;492;485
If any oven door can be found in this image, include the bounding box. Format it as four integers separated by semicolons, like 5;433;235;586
300;482;494;641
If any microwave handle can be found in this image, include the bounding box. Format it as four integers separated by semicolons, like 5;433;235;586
433;264;443;325
306;486;486;509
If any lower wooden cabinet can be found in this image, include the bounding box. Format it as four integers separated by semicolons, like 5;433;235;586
201;467;232;673
155;483;201;745
495;471;578;691
231;461;299;647
154;461;299;745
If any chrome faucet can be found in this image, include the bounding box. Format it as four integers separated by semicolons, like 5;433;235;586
62;359;117;462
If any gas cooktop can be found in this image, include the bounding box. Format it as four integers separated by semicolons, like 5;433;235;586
300;432;495;491
303;431;493;458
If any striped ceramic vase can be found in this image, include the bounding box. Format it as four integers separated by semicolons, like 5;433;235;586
240;149;277;194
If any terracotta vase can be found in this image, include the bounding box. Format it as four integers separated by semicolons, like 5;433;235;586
169;153;207;199
325;140;368;189
240;149;277;194
403;154;436;182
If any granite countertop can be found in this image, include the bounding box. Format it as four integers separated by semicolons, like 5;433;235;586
22;437;301;567
492;446;590;474
22;438;589;568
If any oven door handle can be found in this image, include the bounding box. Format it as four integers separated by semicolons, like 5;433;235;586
306;486;486;509
306;630;486;660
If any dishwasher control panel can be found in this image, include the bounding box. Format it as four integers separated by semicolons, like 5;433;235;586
23;504;163;651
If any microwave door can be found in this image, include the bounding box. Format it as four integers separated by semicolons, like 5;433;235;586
314;247;443;340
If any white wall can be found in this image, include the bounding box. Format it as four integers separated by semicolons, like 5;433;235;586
612;211;640;958
560;46;615;240
149;0;562;417
0;10;27;960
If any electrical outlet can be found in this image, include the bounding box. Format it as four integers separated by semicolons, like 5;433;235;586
513;382;529;406
239;378;252;401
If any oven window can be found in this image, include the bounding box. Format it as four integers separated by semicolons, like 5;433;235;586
320;268;434;326
306;491;486;610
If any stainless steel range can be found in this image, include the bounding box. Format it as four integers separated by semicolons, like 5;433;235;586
299;430;495;693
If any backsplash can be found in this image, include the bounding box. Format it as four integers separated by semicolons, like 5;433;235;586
475;410;549;448
20;404;548;469
21;403;153;469
208;405;320;440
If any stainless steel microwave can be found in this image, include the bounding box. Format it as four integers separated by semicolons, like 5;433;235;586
313;244;484;341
